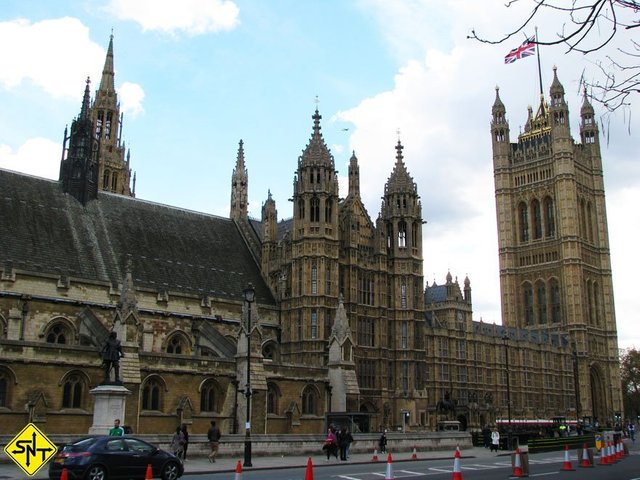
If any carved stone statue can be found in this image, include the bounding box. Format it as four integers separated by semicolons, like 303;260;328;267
101;331;124;383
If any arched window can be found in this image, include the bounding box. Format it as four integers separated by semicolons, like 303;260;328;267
593;282;601;326
544;197;555;237
298;199;305;219
46;322;71;344
411;221;418;249
386;224;393;250
587;202;594;242
550;278;562;323
519;202;529;242
267;383;279;415
142;379;161;411
311;265;318;295
262;342;278;361
536;281;547;324
166;333;188;354
310;197;320;222
325;199;332;222
311;310;318;339
398;221;407;248
301;385;318;415
532;199;542;239
111;172;118;192
580;199;587;239
103;170;110;189
62;374;83;409
523;283;534;325
0;370;9;408
200;380;218;412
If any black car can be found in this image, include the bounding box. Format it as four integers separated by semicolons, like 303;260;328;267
48;436;183;480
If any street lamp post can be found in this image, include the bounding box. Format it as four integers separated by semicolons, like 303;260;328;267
243;283;255;468
572;347;581;424
502;333;512;450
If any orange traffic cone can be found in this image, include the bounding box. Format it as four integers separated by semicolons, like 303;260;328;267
607;442;616;463
617;440;624;459
452;447;463;480
60;468;68;480
234;460;243;480
512;448;525;477
598;444;610;466
411;447;418;460
372;448;379;462
145;463;153;480
560;444;575;471
384;453;394;480
579;443;593;468
304;457;314;480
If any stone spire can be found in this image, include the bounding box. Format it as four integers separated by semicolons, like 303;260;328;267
230;139;248;220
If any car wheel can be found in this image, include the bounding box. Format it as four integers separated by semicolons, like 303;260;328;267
85;464;107;480
161;461;180;480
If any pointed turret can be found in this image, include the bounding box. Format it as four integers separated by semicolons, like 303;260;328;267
549;66;571;140
580;88;598;146
92;34;133;196
347;151;360;199
491;87;510;169
99;34;115;93
230;139;248;220
59;77;99;205
298;109;334;169
463;275;472;304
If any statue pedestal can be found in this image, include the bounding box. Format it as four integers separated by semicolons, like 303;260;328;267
89;384;132;434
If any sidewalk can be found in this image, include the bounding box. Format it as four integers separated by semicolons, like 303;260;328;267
0;446;505;479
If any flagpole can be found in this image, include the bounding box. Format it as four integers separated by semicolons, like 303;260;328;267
535;26;543;95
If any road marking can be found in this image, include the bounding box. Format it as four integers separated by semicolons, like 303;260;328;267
397;469;423;475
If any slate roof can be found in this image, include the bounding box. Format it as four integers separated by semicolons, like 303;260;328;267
0;169;275;306
424;284;447;304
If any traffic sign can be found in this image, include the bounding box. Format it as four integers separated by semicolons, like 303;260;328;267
4;423;57;476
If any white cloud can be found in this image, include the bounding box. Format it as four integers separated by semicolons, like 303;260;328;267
119;82;145;117
106;0;240;35
0;138;61;179
0;17;104;98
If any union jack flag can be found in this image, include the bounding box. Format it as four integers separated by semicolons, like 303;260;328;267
504;37;536;64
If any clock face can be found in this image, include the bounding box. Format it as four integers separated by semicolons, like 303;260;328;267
457;312;463;321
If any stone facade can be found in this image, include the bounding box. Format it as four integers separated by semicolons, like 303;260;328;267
0;39;622;439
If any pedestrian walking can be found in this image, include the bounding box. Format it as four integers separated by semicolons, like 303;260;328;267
378;429;387;454
490;428;500;452
171;426;185;460
180;424;189;461
207;420;221;462
322;428;338;461
338;427;353;460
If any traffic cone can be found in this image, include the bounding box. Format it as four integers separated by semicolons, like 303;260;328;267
598;444;610;465
411;446;418;460
560;444;575;471
607;442;616;463
145;463;153;480
452;447;463;480
384;453;394;480
512;448;525;477
617;439;624;459
579;443;593;468
60;468;68;480
304;457;314;480
372;448;379;462
235;460;243;480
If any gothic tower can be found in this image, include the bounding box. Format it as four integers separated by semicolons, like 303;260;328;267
491;68;621;423
280;109;340;366
59;79;99;205
230;140;248;220
93;34;133;197
378;140;426;423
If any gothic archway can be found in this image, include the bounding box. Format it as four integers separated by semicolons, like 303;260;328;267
589;364;606;422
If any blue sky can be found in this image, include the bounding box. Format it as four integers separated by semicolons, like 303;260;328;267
1;0;638;348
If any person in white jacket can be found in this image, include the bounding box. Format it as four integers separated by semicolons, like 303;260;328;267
491;429;500;452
